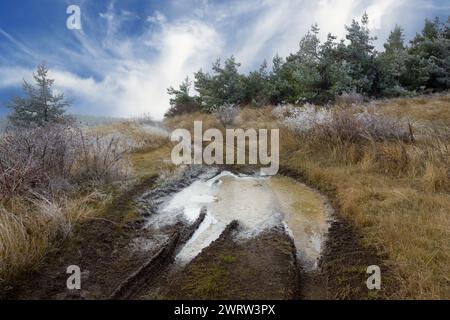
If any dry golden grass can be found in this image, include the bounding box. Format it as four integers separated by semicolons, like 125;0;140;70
374;93;450;126
235;106;279;130
93;99;450;299
277;96;450;299
0;192;109;286
164;112;222;133
93;120;169;152
129;144;174;179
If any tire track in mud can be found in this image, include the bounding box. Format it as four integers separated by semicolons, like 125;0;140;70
110;208;207;299
158;223;301;300
279;167;397;299
112;167;323;300
123;166;388;300
5;165;389;300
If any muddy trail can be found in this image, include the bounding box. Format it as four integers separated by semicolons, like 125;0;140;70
3;166;390;300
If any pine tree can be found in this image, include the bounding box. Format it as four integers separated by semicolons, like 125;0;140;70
406;17;450;90
243;60;270;106
8;64;70;127
384;25;405;54
379;26;411;97
317;34;351;100
290;24;322;102
165;77;200;117
267;25;323;104
167;14;450;111
342;13;377;94
194;56;245;111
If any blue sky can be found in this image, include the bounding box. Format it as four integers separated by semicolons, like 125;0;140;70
0;0;449;119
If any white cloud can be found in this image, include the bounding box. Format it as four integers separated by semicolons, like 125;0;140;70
59;19;223;119
366;0;405;30
0;66;30;88
1;8;223;119
0;0;443;118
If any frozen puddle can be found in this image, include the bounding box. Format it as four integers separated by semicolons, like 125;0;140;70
151;171;331;270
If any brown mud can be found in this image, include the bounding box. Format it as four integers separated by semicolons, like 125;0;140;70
140;222;300;300
2;167;392;300
110;208;207;299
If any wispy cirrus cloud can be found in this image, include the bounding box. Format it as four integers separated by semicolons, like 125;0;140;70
0;2;223;118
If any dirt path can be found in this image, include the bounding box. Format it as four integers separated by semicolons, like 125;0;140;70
2;168;391;300
110;209;207;299
141;222;300;300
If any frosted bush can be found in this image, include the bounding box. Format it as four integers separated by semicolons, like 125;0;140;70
281;104;332;133
0;124;134;200
156;165;189;187
274;103;411;142
78;131;132;183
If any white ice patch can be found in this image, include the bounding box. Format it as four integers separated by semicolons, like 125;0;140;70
175;213;225;265
151;171;331;269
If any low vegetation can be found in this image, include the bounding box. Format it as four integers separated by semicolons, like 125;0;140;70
158;13;450;299
0;120;172;288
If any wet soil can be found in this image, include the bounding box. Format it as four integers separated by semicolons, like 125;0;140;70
143;223;300;300
2;166;393;300
3;176;161;300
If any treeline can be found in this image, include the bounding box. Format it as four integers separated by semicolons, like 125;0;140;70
166;14;450;117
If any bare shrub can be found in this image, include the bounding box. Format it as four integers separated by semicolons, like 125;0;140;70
317;108;363;143
77;131;132;184
0;123;133;200
278;105;412;143
213;104;239;127
0;121;132;287
0;124;80;200
156;165;188;187
357;112;413;142
317;110;412;143
272;105;295;119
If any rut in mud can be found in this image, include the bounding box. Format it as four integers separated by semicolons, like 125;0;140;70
144;170;333;270
5;166;386;300
123;168;333;299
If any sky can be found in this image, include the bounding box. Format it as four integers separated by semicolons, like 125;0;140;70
0;0;449;120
